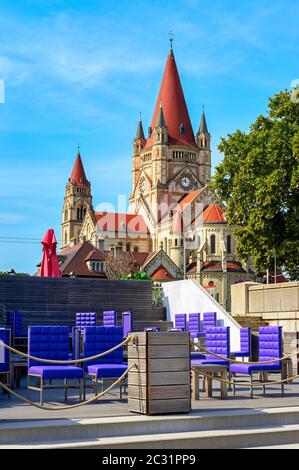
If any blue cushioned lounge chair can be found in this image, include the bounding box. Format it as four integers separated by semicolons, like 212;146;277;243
230;327;251;361
230;326;284;398
174;314;187;331
28;326;84;405
83;326;127;398
191;326;230;367
103;311;117;327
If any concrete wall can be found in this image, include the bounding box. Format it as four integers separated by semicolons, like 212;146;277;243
231;281;299;332
162;279;241;351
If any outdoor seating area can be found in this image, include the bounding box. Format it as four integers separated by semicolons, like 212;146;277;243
0;306;297;412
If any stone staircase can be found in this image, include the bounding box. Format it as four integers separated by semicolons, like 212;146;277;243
233;315;269;331
1;407;299;449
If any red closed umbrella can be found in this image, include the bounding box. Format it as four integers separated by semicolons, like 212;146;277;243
39;228;62;277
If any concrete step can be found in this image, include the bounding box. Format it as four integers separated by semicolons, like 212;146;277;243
3;424;299;449
1;407;299;448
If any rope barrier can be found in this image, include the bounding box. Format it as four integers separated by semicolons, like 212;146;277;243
192;367;299;387
0;363;136;410
191;340;298;365
0;335;134;364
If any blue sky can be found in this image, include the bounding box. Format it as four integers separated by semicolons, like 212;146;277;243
0;0;298;273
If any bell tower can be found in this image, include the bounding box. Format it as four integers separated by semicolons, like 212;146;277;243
61;148;93;249
196;109;211;185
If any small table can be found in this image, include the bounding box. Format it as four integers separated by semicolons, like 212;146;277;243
191;364;228;400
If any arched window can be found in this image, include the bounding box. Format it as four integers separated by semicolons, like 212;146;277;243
64;231;68;245
133;246;139;253
227;235;232;254
175;239;178;247
210;234;216;254
126;242;131;252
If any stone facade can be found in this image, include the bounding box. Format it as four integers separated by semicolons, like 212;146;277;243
231;281;299;332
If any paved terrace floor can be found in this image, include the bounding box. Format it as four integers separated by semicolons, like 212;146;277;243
0;376;299;421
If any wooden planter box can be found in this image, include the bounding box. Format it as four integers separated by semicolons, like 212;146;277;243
128;331;191;415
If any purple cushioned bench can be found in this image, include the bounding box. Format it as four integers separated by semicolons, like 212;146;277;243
202;312;217;334
76;312;97;330
174;314;187;332
28;326;84;406
231;327;251;360
122;311;133;338
103;311;117;327
230;326;284;397
83;326;127;398
188;313;201;340
191;326;230;367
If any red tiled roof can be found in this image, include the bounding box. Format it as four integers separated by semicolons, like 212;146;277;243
201;261;246;273
59;241;106;278
84;249;106;262
202;204;226;223
192;203;226;226
145;50;196;148
160;188;204;228
69;152;89;188
151;266;174;279
94;212;150;235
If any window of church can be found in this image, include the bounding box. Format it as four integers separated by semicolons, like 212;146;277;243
126;242;131;252
227;235;232;254
175;239;178;247
133;246;139;252
211;234;216;254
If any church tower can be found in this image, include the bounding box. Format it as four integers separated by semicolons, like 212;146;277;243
61;149;93;249
196;110;212;185
129;42;212;223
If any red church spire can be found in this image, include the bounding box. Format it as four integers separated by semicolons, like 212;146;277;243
69;147;89;188
145;47;196;148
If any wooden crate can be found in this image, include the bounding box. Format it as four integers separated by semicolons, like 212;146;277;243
128;331;191;415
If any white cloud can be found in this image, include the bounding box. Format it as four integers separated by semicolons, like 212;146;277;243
0;212;27;224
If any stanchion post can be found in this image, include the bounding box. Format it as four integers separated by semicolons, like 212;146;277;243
128;331;191;415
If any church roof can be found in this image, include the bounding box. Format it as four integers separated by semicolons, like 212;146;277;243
145;49;196;148
69;151;89;188
192;203;226;225
94;212;150;235
59;241;106;278
199;111;208;134
135;117;145;140
202;204;226;223
151;266;174;279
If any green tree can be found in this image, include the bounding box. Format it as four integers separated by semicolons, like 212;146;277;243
121;271;152;281
211;90;299;279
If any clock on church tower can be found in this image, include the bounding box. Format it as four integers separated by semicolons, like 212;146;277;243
181;176;191;189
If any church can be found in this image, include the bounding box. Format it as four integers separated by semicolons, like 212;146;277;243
60;43;255;311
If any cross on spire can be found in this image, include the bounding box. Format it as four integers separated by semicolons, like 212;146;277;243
168;30;174;51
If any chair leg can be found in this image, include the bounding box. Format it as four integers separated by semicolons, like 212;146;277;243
83;376;86;401
250;373;253;398
79;378;83;401
262;372;266;396
228;371;232;392
281;371;285;396
232;373;236;396
40;378;44;406
64;378;67;402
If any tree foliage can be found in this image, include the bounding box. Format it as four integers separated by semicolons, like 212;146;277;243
122;271;152;281
104;252;132;280
211;90;299;279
